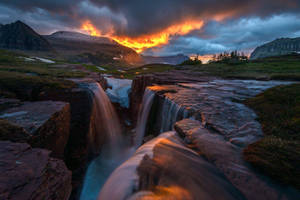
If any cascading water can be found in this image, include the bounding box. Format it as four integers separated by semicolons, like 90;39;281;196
160;97;189;133
97;88;156;199
80;84;156;200
134;88;156;148
80;83;129;200
88;82;122;154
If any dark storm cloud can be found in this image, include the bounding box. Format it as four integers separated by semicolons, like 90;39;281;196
144;14;300;56
1;0;300;36
89;0;300;36
0;0;300;55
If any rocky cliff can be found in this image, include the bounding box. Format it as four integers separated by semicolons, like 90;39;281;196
0;21;52;51
250;37;300;59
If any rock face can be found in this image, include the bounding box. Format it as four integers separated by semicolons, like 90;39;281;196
142;54;189;65
0;21;52;51
250;37;300;59
174;119;300;200
0;141;72;200
0;101;70;159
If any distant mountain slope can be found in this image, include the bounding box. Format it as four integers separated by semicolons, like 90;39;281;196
48;31;116;45
142;54;189;65
0;21;52;51
44;31;142;65
251;37;300;59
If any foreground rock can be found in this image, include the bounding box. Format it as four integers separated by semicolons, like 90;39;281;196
0;101;70;159
175;119;300;200
99;132;245;200
0;141;71;200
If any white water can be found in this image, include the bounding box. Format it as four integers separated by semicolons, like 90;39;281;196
98;131;178;200
80;83;127;200
97;88;156;199
134;88;156;148
160;97;187;133
81;86;157;200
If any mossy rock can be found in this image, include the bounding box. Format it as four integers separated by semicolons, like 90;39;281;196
243;83;300;189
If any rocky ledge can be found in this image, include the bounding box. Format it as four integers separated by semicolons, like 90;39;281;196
0;100;70;159
0;141;72;200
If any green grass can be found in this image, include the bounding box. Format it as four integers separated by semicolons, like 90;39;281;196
183;54;300;80
243;83;300;189
0;71;75;100
83;63;173;79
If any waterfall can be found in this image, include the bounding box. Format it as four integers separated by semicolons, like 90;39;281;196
160;97;188;133
88;82;122;155
135;88;155;147
80;82;129;200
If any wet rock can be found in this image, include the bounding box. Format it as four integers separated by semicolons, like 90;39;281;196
0;101;70;159
99;132;245;200
148;79;294;145
174;119;300;200
0;141;72;200
129;71;213;123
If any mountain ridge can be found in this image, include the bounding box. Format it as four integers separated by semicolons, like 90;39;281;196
250;37;300;59
0;20;52;51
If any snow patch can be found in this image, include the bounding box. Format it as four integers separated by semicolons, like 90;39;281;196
105;78;132;108
96;66;107;71
34;57;55;64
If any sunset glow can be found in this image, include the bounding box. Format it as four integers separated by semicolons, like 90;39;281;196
81;20;204;53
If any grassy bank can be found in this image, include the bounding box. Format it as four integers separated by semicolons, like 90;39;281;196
243;83;300;189
0;50;81;100
183;54;300;80
84;63;173;79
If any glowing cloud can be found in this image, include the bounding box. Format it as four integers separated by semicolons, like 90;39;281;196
81;20;204;53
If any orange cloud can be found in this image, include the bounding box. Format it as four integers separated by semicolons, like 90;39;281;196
81;20;204;53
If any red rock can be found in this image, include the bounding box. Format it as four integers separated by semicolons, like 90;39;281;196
0;101;70;159
0;141;71;200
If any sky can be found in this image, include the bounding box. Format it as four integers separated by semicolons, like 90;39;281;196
1;0;300;56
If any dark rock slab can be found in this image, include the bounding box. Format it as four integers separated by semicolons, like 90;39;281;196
0;101;70;159
0;141;71;200
174;119;300;200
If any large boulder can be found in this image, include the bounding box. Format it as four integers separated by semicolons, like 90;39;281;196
0;141;72;200
0;101;70;159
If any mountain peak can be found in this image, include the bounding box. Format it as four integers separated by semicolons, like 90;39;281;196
0;20;52;51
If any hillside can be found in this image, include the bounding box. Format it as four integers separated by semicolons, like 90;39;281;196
142;54;189;65
45;31;142;65
251;37;300;59
0;21;52;51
